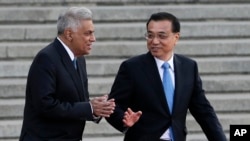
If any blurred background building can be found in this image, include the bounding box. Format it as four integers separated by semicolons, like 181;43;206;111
0;0;250;140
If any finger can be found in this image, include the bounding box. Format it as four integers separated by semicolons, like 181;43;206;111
100;111;113;117
104;102;116;108
102;94;108;100
91;97;102;104
107;98;115;102
101;107;115;113
102;114;112;117
102;107;115;112
127;108;133;115
102;109;114;114
105;100;115;105
98;96;107;101
122;119;127;123
95;95;108;102
124;111;128;116
136;111;142;116
104;101;115;108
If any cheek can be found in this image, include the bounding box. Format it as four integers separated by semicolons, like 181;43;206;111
163;40;174;47
78;38;86;46
146;41;150;47
147;41;154;47
81;37;89;44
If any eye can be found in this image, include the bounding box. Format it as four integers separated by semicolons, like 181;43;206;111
158;34;168;39
147;33;154;39
145;33;154;39
84;31;94;36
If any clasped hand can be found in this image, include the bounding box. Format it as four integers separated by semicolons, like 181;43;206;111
90;95;115;117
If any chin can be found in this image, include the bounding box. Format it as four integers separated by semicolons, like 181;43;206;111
85;51;91;55
150;51;159;57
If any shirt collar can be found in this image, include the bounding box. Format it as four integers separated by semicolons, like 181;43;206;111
57;37;75;61
154;54;174;71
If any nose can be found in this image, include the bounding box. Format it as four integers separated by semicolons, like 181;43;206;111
90;34;96;42
151;36;160;44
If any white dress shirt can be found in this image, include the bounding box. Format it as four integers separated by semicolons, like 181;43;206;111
154;55;175;140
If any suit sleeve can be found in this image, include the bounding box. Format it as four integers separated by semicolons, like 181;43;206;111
189;62;227;141
106;61;134;132
26;52;93;121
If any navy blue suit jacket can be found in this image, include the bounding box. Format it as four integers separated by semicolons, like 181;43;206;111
20;39;93;141
106;52;227;141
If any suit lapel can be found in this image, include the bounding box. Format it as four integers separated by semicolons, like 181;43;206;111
172;55;184;115
143;54;188;115
142;52;170;114
53;39;84;100
76;57;88;101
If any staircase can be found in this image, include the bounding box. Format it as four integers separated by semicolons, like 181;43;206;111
0;0;250;141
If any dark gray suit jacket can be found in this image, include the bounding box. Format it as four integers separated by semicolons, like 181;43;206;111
20;38;93;141
106;52;227;141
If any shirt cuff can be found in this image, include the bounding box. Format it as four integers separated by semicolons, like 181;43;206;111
89;102;101;121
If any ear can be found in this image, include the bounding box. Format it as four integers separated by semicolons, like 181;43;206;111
174;32;180;40
64;28;73;41
174;32;180;46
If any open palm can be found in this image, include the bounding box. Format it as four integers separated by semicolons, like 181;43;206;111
123;108;142;127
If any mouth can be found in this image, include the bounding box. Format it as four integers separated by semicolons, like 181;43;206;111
151;46;161;51
87;44;92;49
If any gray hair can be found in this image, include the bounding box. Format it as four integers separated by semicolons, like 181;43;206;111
57;7;93;35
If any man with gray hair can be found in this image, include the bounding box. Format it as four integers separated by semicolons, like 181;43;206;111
19;7;115;141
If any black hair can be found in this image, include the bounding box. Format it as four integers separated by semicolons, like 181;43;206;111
146;12;180;33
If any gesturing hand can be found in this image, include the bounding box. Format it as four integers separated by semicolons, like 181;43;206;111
123;108;142;127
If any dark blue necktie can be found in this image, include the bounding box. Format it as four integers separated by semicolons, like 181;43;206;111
73;58;77;69
162;62;174;141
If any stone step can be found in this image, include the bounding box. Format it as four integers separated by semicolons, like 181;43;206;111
0;0;246;6
88;113;248;134
0;56;249;78
0;134;229;141
0;74;250;98
0;92;249;118
201;75;250;93
1;21;250;42
207;93;250;112
82;133;227;141
0;120;21;139
200;0;250;3
1;4;250;23
1;39;250;59
0;113;248;140
0;99;24;118
0;79;24;98
0;1;248;141
86;57;250;76
0;0;186;6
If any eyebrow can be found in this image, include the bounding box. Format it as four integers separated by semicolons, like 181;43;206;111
84;30;95;33
147;31;168;34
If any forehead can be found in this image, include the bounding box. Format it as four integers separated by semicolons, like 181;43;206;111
78;19;94;31
147;20;172;33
